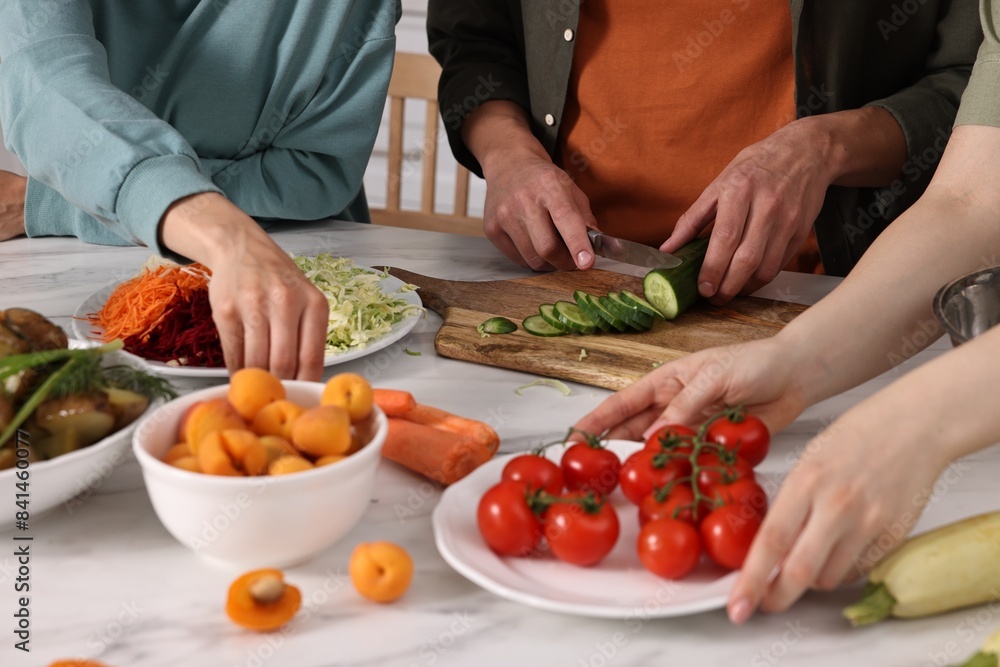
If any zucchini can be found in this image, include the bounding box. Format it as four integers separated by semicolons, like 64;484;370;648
621;290;665;320
585;295;628;332
522;315;567;337
843;511;1000;626
952;626;1000;667
539;304;572;333
574;291;612;332
643;237;710;320
553;301;597;334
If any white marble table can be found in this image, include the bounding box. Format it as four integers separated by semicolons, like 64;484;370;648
1;221;996;667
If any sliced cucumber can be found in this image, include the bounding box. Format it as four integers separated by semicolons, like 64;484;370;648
539;304;573;333
523;315;568;337
620;290;664;320
574;291;612;332
601;295;652;331
553;301;597;334
643;237;710;320
608;293;653;328
585;295;628;332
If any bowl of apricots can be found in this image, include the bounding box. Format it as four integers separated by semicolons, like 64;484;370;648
132;369;386;568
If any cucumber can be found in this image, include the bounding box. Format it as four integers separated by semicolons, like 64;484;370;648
600;295;651;332
553;301;597;334
574;291;612;332
607;293;653;328
620;290;664;320
538;304;572;333
643;237;710;320
843;510;1000;626
585;295;628;332
523;315;568;337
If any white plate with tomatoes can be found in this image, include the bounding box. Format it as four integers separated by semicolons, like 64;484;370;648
433;431;771;619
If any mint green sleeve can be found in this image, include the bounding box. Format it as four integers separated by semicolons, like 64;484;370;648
198;37;395;221
955;0;1000;128
0;0;221;251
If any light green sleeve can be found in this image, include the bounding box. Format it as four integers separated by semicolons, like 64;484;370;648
956;0;1000;127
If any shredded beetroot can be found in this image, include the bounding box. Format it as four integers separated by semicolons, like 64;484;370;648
124;288;225;367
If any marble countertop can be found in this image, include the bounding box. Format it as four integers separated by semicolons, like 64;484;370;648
1;221;996;667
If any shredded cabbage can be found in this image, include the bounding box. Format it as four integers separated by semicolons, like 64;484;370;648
292;254;421;355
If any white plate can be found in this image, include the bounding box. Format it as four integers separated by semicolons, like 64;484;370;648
71;268;422;378
0;343;161;530
433;440;744;619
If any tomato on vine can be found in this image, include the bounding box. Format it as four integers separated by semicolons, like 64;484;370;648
544;494;620;567
705;409;770;467
700;504;762;570
502;453;564;495
476;481;543;557
637;518;702;579
638;484;697;526
561;439;621;496
695;451;754;497
643;424;695;452
619;449;689;505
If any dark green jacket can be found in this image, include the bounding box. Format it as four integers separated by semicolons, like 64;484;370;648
428;0;982;276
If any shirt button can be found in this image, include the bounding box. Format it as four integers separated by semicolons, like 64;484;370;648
544;114;555;126
564;28;574;41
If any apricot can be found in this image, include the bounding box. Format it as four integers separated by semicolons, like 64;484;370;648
163;442;191;464
251;399;305;440
197;429;267;476
290;405;351;457
321;373;374;423
181;398;246;455
169;455;201;473
228;368;286;421
315;454;346;467
226;568;301;632
349;541;414;603
268;456;314;476
259;435;298;465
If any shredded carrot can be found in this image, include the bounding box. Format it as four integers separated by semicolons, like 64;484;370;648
87;264;210;343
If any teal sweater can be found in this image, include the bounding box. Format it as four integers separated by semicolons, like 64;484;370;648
0;0;398;255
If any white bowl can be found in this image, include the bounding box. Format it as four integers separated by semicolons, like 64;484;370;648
0;349;153;531
133;381;386;569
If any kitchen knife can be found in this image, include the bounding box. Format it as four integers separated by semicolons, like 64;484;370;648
587;230;682;270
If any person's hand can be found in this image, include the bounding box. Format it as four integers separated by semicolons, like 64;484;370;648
160;193;329;380
481;147;598;272
574;336;808;441
727;402;950;624
661;119;834;304
0;171;27;241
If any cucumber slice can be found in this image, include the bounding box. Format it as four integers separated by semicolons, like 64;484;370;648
643;237;710;320
523;315;568;337
539;304;573;333
601;295;652;330
620;290;664;320
574;291;612;332
477;317;518;336
608;293;653;327
585;295;628;332
553;301;597;334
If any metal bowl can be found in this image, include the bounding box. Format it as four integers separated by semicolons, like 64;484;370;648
933;267;1000;347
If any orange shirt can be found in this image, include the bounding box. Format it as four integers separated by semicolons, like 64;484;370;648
557;0;797;247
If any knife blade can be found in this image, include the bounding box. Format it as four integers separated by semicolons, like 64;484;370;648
587;230;682;270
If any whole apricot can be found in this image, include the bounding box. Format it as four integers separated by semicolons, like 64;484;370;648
321;373;374;423
259;435;298;465
349;541;414;603
197;429;267;476
251;399;305;440
181;398;246;455
228;368;286;421
290;405;351;457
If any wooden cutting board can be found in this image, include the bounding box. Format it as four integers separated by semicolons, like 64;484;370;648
386;267;806;390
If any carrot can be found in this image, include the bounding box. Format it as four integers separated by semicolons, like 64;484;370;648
85;264;210;343
383;418;495;485
372;389;417;418
400;403;500;457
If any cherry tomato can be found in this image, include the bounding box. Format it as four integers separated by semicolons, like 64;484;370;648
502;454;564;495
637;518;702;579
638;484;696;526
695;452;754;497
619;449;689;505
700;504;762;570
561;443;621;496
477;481;542;557
708;478;768;518
544;497;620;567
643;424;696;451
706;414;770;467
